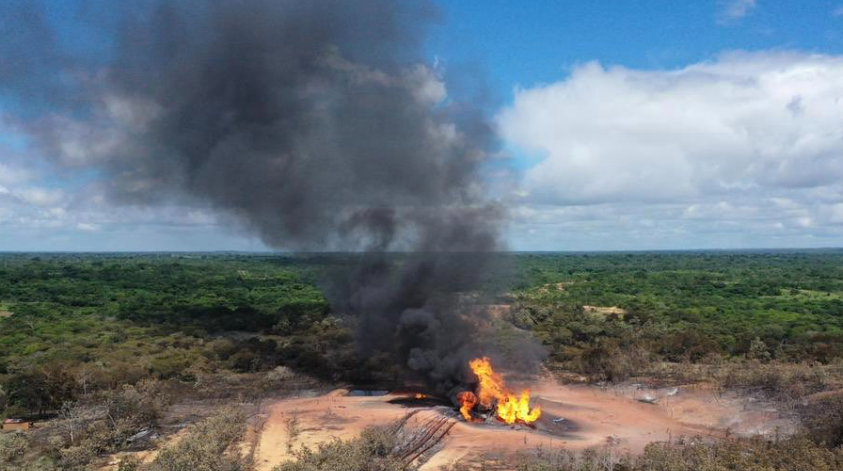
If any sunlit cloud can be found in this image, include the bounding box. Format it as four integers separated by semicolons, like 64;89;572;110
499;51;843;250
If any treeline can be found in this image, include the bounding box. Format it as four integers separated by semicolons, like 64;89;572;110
0;254;356;421
510;251;843;379
4;251;843;414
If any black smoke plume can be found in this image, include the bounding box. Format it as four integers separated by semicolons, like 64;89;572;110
0;0;543;391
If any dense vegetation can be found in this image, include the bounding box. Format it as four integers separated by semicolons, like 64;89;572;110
509;251;843;380
4;250;843;416
2;250;843;469
0;253;347;417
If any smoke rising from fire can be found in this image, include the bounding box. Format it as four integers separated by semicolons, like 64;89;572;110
0;0;543;390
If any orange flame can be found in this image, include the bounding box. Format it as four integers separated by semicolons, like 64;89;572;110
496;390;541;424
467;357;541;425
414;393;427;399
457;391;477;421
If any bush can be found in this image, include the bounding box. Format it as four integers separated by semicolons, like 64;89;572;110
639;436;843;471
801;393;843;448
274;424;407;471
500;436;843;471
720;361;831;400
0;432;29;469
148;407;249;471
21;380;171;470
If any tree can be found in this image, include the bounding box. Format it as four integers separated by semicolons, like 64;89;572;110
6;366;75;417
748;337;771;362
148;407;248;471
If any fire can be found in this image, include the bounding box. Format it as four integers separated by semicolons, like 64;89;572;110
496;390;541;424
457;391;477;421
462;357;541;425
414;393;427;399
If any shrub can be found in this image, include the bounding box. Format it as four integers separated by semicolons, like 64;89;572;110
800;393;843;448
501;436;843;471
274;424;407;471
0;432;29;469
148;407;249;471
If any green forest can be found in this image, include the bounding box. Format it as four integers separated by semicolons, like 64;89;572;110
3;250;843;417
2;251;843;470
513;250;843;377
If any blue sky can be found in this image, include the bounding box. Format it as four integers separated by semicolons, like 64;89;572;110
430;0;843;99
3;0;843;251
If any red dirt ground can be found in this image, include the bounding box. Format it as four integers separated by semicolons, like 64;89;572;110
253;379;795;470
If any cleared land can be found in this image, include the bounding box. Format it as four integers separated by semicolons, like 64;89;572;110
254;379;794;469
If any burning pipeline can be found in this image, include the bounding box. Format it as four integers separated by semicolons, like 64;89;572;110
458;357;541;425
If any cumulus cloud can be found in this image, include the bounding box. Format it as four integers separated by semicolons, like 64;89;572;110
499;51;843;249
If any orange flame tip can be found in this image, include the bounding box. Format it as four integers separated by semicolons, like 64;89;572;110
467;357;541;424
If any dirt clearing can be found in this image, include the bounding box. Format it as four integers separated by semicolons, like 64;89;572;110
253;379;794;470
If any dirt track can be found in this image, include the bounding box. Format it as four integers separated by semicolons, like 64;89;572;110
254;380;795;470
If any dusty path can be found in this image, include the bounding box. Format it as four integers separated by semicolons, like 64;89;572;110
254;380;793;470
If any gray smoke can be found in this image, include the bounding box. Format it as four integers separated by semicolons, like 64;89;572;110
0;0;543;390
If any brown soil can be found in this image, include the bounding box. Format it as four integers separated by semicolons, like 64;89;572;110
253;379;795;470
582;305;627;316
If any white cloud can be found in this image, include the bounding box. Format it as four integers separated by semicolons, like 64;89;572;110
499;51;843;249
0;166;255;249
717;0;757;24
0;122;268;250
15;187;65;206
502;52;843;205
76;222;100;232
0;162;32;185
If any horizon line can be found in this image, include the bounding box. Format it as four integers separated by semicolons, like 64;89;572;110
1;247;842;255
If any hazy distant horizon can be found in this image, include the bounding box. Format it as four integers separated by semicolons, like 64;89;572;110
2;247;842;255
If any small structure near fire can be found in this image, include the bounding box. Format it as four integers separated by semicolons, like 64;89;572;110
457;357;542;425
2;418;32;431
